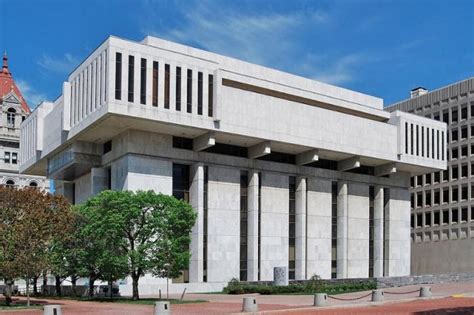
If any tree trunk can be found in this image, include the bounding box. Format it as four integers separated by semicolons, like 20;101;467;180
3;280;12;306
26;278;30;307
42;273;47;295
108;280;113;299
55;276;62;297
88;277;95;299
71;276;77;296
132;275;140;300
32;276;38;296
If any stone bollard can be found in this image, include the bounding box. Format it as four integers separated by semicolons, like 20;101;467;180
420;286;432;298
371;289;384;302
313;293;328;307
43;305;62;315
154;301;171;315
242;297;258;312
273;266;288;286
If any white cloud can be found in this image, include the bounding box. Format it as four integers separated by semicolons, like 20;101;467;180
142;1;365;86
16;80;46;108
144;3;328;66
37;53;79;74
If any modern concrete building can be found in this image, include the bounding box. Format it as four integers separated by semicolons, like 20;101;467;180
0;53;49;190
386;78;474;275
20;35;446;294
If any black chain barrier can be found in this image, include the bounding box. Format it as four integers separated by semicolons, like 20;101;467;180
384;289;421;295
328;292;373;301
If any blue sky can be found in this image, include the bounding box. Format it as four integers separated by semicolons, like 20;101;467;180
0;0;473;108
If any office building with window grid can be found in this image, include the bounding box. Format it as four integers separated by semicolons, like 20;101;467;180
386;78;474;275
20;35;446;294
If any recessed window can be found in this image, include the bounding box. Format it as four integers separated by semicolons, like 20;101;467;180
4;151;10;163
461;146;468;158
442;209;449;225
451;129;458;142
410;177;415;188
128;55;135;102
442;110;449;123
451;165;458;180
451;108;458;123
11;152;17;164
461;207;468;222
103;140;112;154
425;173;432;185
416;213;422;228
452;208;459;224
461;105;468;120
208;74;214;117
416;175;423;186
461;164;468;178
461;126;468;139
442;188;449;204
434;172;440;183
140;58;147;105
115;52;122;100
7;108;15;127
425;212;431;227
186;69;192;113
442;170;448;182
197;72;203;115
29;181;38;187
461;185;468;200
425;191;431;206
434;190;440;205
452;187;459;203
176;66;182;111
433;112;440;121
434;211;440;226
451;147;459;160
164;64;170;109
411;214;414;229
152;61;158;107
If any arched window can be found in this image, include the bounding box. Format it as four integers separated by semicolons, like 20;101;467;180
29;181;38;187
7;108;16;127
5;179;15;187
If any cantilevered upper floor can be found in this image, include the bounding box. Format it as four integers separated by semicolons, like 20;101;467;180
20;35;446;179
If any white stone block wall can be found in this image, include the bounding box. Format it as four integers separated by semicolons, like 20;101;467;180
260;172;289;281
206;165;240;282
347;182;370;278
306;178;332;279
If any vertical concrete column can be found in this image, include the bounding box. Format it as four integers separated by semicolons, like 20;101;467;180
91;167;109;196
384;186;411;276
260;173;289;281
189;163;204;283
336;181;348;278
62;82;71;131
347;183;369;278
295;177;307;280
54;180;75;204
373;185;384;278
306;178;332;279
247;171;259;281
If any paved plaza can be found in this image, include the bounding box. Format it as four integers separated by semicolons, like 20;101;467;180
1;281;473;314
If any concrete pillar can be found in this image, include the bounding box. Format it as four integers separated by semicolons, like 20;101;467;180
306;178;332;279
373;185;384;278
336;182;348;278
295;176;307;280
260;172;289;281
91;167;109;195
384;186;411;276
347;183;370;278
189;163;204;283
247;171;259;281
54;180;75;204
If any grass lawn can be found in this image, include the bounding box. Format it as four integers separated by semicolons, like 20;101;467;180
0;304;43;311
44;296;208;305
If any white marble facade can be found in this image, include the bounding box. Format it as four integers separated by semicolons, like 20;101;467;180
20;35;446;293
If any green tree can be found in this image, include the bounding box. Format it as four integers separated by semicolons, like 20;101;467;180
78;190;196;300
